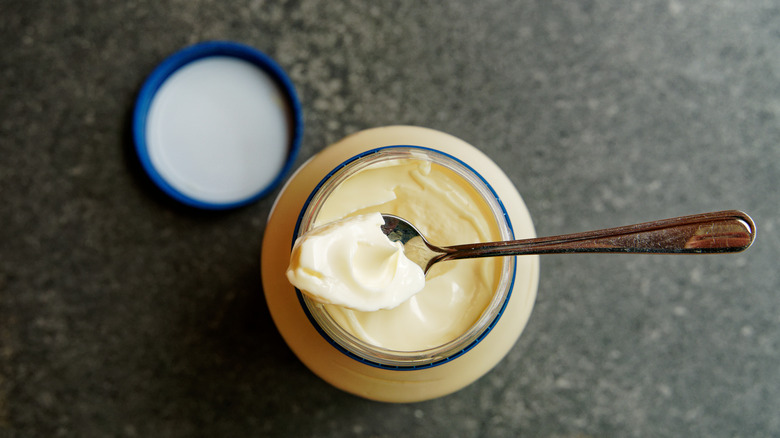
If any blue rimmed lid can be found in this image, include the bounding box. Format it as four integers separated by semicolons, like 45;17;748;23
133;41;303;209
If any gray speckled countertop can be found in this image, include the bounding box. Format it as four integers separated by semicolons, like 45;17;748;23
2;1;779;437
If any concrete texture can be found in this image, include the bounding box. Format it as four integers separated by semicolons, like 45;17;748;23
2;0;779;436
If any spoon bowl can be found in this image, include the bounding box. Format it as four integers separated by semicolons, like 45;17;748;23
381;210;756;274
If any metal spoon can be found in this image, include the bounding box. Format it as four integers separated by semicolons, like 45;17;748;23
380;210;756;274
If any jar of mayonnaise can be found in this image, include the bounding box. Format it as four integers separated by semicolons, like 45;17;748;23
261;126;539;402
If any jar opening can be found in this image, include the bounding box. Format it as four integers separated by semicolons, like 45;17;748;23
292;146;516;370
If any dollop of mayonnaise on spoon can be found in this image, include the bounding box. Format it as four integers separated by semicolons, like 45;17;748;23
286;212;426;311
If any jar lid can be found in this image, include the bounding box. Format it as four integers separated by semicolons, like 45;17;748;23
132;41;303;209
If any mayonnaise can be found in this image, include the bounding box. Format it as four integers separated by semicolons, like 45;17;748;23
286;213;426;311
263;126;539;402
297;158;503;351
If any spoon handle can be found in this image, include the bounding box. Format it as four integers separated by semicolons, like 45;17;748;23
439;210;755;261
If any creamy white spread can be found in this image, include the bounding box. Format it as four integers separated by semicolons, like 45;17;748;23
286;213;426;311
289;158;502;351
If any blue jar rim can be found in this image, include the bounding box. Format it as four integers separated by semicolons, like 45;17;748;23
291;145;517;370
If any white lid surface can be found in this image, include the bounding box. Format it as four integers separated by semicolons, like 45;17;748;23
133;41;302;209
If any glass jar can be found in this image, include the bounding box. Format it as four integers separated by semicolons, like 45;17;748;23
261;126;539;402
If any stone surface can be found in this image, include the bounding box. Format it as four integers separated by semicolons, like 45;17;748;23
2;0;779;437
